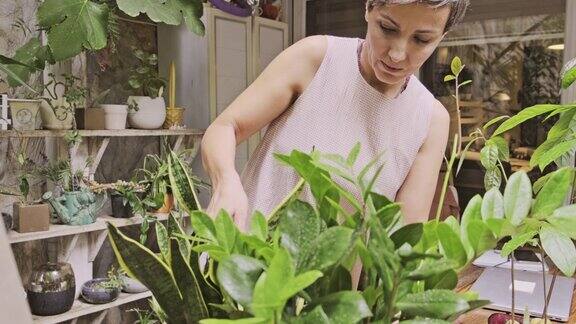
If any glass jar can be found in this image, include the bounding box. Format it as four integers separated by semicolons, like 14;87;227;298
27;262;76;316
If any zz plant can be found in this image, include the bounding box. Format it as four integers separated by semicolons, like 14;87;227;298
108;145;490;324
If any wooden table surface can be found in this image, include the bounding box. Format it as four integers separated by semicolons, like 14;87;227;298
456;266;576;323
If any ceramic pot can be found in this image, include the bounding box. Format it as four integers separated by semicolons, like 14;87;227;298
127;96;166;129
163;107;184;129
8;99;41;131
121;275;148;294
110;193;134;218
81;278;120;304
100;104;128;130
40;98;74;130
154;193;174;214
27;262;76;316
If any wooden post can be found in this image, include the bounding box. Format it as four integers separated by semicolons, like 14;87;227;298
0;94;11;130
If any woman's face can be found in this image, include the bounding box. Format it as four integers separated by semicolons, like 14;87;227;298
364;3;450;85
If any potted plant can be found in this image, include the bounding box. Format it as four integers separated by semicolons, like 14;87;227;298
106;180;145;219
81;266;123;304
39;73;87;130
0;152;50;233
126;48;167;129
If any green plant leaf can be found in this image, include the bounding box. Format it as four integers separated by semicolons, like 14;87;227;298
308;291;372;324
481;188;505;221
532;168;573;219
492;104;571;137
466;220;497;256
533;139;576;171
460;195;482;247
450;57;463;76
561;57;576;89
292;306;331;324
200;318;268;324
484;218;515;238
214;210;239;254
443;75;456;82
279;200;322;261
107;224;186;323
500;231;538;257
503;171;532;225
424;269;458;290
190;211;217;242
298;227;354;273
485;136;510;161
459;80;472;88
217;254;265;306
407;259;457;281
390;223;423;249
37;0;109;60
437;223;468;268
484;168;502;191
540;225;576;276
155;222;171;264
484;116;509;131
250;211;267;241
346;143;361;166
401;319;451;324
548;204;576;239
397;290;469;320
533;173;553;195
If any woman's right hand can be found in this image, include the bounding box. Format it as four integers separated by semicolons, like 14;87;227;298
206;172;250;232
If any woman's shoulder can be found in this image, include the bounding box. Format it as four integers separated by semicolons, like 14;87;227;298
282;35;329;93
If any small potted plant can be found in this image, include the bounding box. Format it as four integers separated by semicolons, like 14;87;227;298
0;153;50;233
108;180;145;218
40;73;88;130
81;266;123;304
126;48;167;129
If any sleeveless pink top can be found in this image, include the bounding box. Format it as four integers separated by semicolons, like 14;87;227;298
241;36;436;216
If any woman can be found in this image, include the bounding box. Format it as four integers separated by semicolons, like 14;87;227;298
201;0;469;230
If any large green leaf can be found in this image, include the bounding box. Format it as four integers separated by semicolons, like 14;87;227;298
466;220;497;256
540;225;576;277
117;0;205;36
503;171;532;225
214;210;239;254
424;270;458;290
217;254;265;307
548;204;576;239
1;39;47;91
562;57;576;89
37;0;109;60
169;150;201;213
297;227;354;273
532;168;573;219
480;144;499;169
500;231;538;257
437;223;468;268
485;136;510;161
279;200;322;260
291;306;331;324
390;223;423;249
481;188;504;221
397;290;470;320
492;104;571;137
170;239;210;322
407;259;457;281
190;211;217;241
532;139;576;171
107;224;186;322
308;291;372;324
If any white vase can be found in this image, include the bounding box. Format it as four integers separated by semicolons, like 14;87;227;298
8;99;41;131
99;104;128;130
127;96;166;129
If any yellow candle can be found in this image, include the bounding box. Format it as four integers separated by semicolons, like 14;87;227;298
169;61;176;108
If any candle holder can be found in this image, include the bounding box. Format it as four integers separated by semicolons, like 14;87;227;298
163;107;185;129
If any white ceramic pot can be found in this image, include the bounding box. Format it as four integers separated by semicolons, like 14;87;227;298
99;104;128;130
127;96;166;129
8;99;41;131
40;98;74;130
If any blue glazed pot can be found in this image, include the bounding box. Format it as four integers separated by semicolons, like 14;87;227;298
81;279;120;304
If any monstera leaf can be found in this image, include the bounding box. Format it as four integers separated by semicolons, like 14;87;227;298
37;0;109;60
117;0;205;36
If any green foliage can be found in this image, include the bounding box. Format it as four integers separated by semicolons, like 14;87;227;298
561;57;576;89
127;49;167;98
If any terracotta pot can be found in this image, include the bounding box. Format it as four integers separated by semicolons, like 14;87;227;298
155;193;174;213
261;4;279;20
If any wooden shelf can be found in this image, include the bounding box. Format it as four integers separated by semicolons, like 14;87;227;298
0;129;204;138
8;213;171;244
32;291;153;324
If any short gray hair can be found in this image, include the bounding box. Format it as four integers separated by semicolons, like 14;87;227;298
366;0;469;32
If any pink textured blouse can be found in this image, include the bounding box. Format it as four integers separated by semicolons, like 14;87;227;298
241;36;436;216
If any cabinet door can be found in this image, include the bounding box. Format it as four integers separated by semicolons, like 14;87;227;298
249;17;289;155
208;9;253;172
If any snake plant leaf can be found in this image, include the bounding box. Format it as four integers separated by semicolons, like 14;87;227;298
532;168;574;219
37;0;109;61
308;291;372;324
279;200;322;261
297;226;354;274
561;57;576;89
503;171;532;226
107;224;186;323
217;254;265;307
155;221;171;264
540;224;576;277
549;204;576;239
397;290;470;320
117;0;205;36
168;150;201;213
170;238;210;321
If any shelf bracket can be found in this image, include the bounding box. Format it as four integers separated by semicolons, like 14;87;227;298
172;135;185;152
88;229;109;262
86;137;110;181
93;309;110;324
57;234;80;262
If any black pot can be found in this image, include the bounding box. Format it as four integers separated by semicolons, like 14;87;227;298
27;262;76;316
110;194;134;218
81;278;120;304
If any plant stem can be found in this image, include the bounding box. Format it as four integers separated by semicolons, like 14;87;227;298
435;134;459;223
511;254;516;320
540;247;549;323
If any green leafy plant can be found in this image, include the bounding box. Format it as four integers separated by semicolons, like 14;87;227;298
41;73;88;127
108;145;489;324
127;48;167;101
95;266;125;290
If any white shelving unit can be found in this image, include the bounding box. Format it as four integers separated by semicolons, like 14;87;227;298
3;128;204;323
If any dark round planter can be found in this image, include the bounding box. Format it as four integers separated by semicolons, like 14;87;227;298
81;278;120;304
110;194;134;218
27;262;76;316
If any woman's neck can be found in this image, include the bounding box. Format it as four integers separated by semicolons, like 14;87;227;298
359;41;405;98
